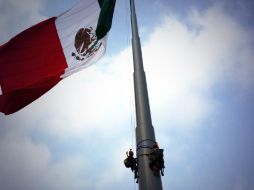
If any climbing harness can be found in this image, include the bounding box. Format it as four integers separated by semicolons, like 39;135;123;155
136;140;165;177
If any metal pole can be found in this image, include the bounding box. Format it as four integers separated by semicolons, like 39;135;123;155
130;0;163;190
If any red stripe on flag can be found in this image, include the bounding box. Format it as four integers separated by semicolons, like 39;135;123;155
0;78;61;115
0;17;68;115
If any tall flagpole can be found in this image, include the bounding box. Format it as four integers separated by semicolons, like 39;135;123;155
130;0;163;190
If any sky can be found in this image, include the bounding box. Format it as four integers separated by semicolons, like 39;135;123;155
0;0;254;190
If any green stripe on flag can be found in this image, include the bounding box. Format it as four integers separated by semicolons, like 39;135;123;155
98;0;104;7
96;0;116;40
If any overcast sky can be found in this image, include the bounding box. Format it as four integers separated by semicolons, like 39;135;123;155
0;0;254;190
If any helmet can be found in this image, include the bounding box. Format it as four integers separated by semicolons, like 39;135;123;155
129;149;134;156
153;143;159;149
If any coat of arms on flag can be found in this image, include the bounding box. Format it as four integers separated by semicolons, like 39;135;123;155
72;27;102;61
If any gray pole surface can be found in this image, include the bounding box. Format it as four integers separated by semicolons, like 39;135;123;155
130;0;163;190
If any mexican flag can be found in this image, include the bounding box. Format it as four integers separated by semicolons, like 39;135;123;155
0;0;116;115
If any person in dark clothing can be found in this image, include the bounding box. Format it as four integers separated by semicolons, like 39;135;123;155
124;149;139;183
149;143;165;176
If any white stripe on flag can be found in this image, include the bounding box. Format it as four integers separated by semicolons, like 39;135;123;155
0;84;2;95
56;0;105;78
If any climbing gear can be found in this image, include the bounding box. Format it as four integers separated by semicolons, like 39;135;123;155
148;144;165;176
124;149;139;183
124;158;131;168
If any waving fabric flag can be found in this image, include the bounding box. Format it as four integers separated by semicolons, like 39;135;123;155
0;0;116;115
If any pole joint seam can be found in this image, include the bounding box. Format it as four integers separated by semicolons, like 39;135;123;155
137;139;156;146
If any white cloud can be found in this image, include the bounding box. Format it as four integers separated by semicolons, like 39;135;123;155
0;129;90;190
141;5;253;129
0;0;46;44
